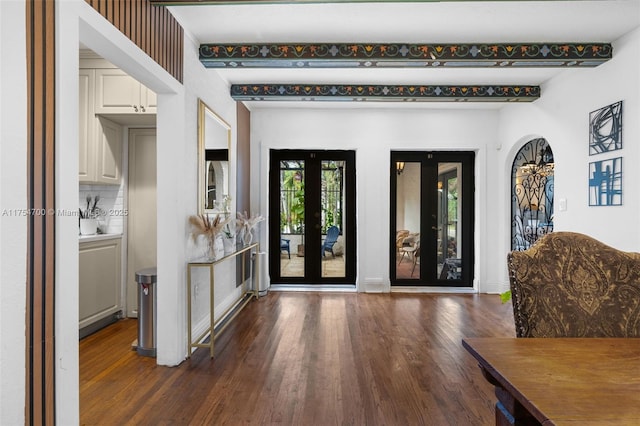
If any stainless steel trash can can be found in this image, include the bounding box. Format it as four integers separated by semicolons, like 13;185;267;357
135;267;157;357
252;252;269;297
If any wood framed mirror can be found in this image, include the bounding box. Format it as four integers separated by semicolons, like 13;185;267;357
198;99;231;215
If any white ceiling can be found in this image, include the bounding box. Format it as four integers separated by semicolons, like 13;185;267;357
168;0;640;110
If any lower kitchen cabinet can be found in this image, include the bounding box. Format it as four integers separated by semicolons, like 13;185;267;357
79;237;122;337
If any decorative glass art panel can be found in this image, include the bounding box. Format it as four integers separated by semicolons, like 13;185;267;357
589;100;623;155
589;157;622;206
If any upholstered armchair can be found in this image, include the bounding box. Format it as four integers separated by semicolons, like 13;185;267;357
507;232;640;338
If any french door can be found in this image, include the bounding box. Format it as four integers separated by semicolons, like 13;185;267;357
269;150;356;284
390;151;475;287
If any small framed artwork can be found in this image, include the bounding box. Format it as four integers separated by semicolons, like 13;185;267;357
589;157;622;206
589;100;623;155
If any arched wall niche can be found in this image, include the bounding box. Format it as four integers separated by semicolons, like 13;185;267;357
510;136;555;251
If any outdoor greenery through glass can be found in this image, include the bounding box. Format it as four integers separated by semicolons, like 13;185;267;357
280;160;305;235
280;160;343;235
321;160;343;233
446;176;458;242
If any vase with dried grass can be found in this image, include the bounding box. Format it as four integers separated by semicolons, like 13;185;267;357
188;213;230;260
236;211;265;246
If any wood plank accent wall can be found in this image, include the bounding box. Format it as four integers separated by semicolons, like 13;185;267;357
26;0;57;424
85;0;184;83
236;103;251;214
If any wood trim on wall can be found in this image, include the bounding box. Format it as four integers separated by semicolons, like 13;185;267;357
236;103;251;214
26;0;56;424
85;0;184;83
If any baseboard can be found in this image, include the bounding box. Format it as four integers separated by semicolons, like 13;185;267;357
79;311;122;339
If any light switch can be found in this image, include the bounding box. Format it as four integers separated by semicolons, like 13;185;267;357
559;198;567;212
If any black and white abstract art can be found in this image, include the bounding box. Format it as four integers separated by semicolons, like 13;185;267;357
589;157;622;206
589;100;623;155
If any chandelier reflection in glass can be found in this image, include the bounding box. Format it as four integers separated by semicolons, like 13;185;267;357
511;138;554;251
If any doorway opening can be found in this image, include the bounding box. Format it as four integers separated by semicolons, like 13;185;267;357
390;151;475;287
269;150;356;284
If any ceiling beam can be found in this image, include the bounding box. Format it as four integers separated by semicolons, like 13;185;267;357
201;43;611;69
152;0;546;5
230;84;540;102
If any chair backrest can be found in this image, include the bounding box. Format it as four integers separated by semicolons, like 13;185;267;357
401;233;419;248
396;230;410;249
325;226;340;244
507;231;640;338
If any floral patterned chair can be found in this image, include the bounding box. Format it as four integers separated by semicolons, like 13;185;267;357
507;231;640;338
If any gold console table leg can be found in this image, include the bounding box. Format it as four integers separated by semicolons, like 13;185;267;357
187;242;260;359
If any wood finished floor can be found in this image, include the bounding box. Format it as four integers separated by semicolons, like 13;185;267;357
80;292;515;425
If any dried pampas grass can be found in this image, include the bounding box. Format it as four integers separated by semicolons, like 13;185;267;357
188;213;230;241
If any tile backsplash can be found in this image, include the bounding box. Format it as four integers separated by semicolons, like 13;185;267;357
79;184;125;234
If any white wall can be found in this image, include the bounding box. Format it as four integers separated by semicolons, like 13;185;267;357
251;28;640;295
0;1;27;424
1;1;239;421
495;27;640;292
75;0;239;345
2;1;638;423
179;27;244;342
251;107;497;293
33;1;239;423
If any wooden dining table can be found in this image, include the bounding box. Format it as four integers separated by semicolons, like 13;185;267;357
462;338;640;425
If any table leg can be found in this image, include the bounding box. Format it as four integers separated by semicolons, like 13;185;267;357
480;365;540;426
494;387;540;426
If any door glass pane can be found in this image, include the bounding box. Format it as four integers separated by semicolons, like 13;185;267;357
321;160;345;278
437;163;462;280
280;160;304;277
395;162;421;279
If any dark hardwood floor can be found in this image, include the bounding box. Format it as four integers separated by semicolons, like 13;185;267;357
80;292;515;425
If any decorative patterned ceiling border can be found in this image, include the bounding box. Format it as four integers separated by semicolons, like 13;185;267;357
230;84;540;102
201;43;611;68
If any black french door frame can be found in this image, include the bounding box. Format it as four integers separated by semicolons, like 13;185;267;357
269;149;356;284
390;151;475;287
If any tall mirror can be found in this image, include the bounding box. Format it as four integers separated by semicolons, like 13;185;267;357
198;99;231;215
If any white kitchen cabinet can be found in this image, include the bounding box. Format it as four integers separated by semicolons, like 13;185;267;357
79;237;122;333
94;68;156;114
79;70;123;185
78;68;93;181
95;116;123;184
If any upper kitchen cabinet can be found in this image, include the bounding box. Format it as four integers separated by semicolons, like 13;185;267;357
79;68;123;185
95;116;123;184
95;68;156;115
79;68;94;182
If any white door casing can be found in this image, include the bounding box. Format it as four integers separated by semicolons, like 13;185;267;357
126;128;157;316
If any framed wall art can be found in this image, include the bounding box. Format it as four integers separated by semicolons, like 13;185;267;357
589;100;623;155
588;157;622;206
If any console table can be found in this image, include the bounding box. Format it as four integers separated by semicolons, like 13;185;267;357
187;242;260;358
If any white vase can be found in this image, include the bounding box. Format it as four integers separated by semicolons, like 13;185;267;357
242;228;253;245
204;236;215;259
223;236;236;254
214;235;225;259
80;218;98;235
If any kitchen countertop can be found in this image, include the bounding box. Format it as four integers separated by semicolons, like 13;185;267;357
79;233;123;243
